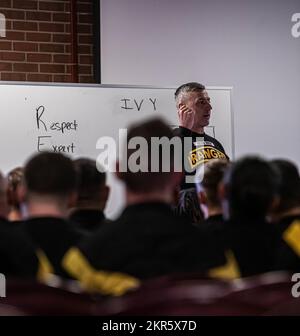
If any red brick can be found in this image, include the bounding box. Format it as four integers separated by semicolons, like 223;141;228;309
79;75;95;83
27;74;52;82
0;9;25;20
66;65;72;73
79;55;93;65
5;31;25;41
27;53;51;63
39;2;65;11
6;20;12;30
78;65;92;74
39;22;65;33
53;74;73;82
53;13;70;22
78;35;92;44
0;41;12;50
78;45;92;54
78;3;93;13
0;52;25;61
13;63;38;72
65;3;70;12
52;34;70;43
53;54;71;63
0;62;12;71
78;14;93;24
39;44;65;53
13;0;37;10
1;72;26;81
13;21;38;31
26;11;51;21
0;0;12;9
13;42;38;52
26;32;51;42
65;45;71;53
40;64;65;73
77;24;92;34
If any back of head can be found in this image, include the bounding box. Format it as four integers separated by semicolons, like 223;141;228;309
7;167;24;209
271;159;300;214
0;171;8;218
200;159;230;208
24;152;76;199
225;156;279;220
118;117;178;193
174;82;205;107
74;158;107;205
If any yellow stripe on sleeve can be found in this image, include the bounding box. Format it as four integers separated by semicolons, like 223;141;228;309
208;250;241;280
283;220;300;257
62;247;140;296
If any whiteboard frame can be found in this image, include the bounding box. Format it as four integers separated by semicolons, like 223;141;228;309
0;81;234;159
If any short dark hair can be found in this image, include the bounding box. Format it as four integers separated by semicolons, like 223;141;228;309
74;158;106;202
119;118;178;192
174;82;206;105
24;152;76;197
225;156;280;220
271;159;300;213
201;159;229;207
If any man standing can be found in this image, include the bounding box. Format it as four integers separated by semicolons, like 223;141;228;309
174;82;228;189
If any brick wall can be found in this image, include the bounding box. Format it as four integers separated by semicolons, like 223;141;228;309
0;0;96;83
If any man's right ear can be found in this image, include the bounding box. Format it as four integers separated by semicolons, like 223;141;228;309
218;182;226;202
199;190;207;205
17;183;27;203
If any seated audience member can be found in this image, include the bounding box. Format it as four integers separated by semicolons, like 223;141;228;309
20;152;83;278
208;156;281;279
6;167;25;221
63;118;225;295
69;158;110;234
270;159;300;272
0;171;39;277
173;187;204;225
196;159;229;231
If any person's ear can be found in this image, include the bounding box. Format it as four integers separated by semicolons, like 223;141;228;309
268;195;280;217
218;182;226;201
199;190;207;205
17;183;27;203
67;191;78;209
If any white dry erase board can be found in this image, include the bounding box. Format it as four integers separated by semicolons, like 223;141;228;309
0;82;234;218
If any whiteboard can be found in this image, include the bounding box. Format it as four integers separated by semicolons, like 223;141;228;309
0;82;233;218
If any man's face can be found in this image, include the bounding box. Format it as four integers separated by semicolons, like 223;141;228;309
185;90;212;128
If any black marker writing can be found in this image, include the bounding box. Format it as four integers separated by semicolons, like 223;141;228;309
134;99;144;111
37;135;51;152
36;106;47;131
149;98;157;111
121;98;134;110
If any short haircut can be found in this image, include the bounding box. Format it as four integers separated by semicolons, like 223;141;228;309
174;82;206;107
200;159;229;207
119;117;177;193
0;171;6;198
225;156;280;220
271;159;300;213
7;167;24;208
74;158;106;202
24;152;76;197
